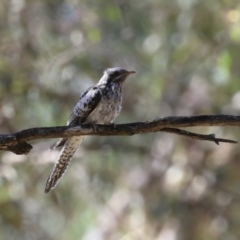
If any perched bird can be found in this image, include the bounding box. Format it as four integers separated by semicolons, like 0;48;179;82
45;67;135;193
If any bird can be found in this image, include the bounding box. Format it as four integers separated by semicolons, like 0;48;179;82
45;67;135;193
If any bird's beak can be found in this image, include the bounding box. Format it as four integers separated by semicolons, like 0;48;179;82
126;71;136;75
118;70;135;83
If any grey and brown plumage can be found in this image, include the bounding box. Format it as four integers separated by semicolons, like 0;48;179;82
45;67;135;193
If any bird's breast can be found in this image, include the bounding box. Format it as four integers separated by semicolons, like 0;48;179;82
87;87;122;124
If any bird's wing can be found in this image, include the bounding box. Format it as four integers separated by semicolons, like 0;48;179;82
49;86;102;150
67;85;102;125
45;86;102;193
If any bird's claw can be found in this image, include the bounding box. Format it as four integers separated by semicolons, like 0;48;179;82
91;123;97;133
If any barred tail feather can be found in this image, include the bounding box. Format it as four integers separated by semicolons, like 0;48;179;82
49;138;67;150
45;136;84;193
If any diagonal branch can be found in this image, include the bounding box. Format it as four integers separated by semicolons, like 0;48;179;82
0;115;239;154
160;128;237;145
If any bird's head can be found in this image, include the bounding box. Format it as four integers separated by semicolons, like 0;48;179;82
99;67;135;85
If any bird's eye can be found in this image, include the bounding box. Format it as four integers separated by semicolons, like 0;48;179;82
110;72;118;78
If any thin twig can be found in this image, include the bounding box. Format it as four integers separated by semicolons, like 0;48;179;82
161;128;237;145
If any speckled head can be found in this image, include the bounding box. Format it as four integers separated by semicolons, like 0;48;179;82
99;67;135;84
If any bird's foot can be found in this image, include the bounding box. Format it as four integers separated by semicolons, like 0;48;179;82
108;122;116;129
90;123;97;133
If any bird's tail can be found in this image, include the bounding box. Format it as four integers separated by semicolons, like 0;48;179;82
49;138;67;150
45;136;84;193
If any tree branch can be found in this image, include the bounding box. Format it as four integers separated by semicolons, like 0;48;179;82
161;128;237;145
0;115;239;155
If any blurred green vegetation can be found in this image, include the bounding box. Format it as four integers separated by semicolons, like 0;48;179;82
1;0;240;239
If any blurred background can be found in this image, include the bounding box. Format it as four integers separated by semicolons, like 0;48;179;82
1;0;240;239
